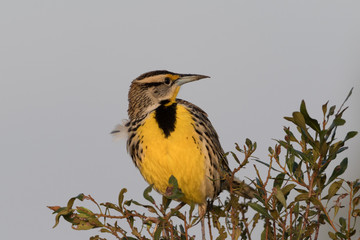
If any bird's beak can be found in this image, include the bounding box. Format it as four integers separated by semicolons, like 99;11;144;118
175;74;210;86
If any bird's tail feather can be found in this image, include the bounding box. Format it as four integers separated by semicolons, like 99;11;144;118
111;120;129;141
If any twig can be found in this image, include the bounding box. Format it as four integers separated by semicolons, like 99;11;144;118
302;171;315;231
95;213;127;219
264;155;274;187
289;205;293;240
320;201;338;232
348;181;353;240
241;208;252;240
265;218;270;240
207;211;213;240
272;196;277;238
314;209;321;240
274;155;307;188
165;202;186;220
85;195;104;215
184;212;189;240
282;210;288;240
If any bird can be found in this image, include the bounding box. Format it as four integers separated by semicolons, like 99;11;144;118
112;70;256;239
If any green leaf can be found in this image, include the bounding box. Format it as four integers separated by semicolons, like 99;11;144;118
339;217;346;230
74;220;95;230
327;141;345;162
252;213;260;228
230;151;240;164
188;202;195;221
293;202;300;218
321;215;332;226
322;101;328;118
248;203;272;219
166;175;184;200
52;207;73;228
327;158;348;185
48;206;65;214
353;196;360;207
353;209;360;217
73;207;103;229
234;142;242;152
309;197;322;208
281;184;296;196
333;205;340;219
316;174;327;193
252;158;281;172
332;118;346;127
120;237;138;240
76;207;95;217
268;146;274;154
320;141;329;157
146;206;157;214
118;188;127;211
90;234;107;240
89;218;103;228
162;196;172;211
327;179;344;200
295;193;309;202
300;100;321;132
328;231;337;240
293;111;306;130
273;173;285;188
100;228;112;233
294;188;308;194
129;200;144;207
284;116;294;124
284;127;298;142
340;87;354;110
102;202;121;212
269;209;279;220
67;193;85;209
169;175;179;188
344;131;358;142
216;225;228;240
124;200;132;206
327;105;336;119
50;193;85;228
286;154;295;174
245;138;252;149
354;180;360;195
294;162;304;182
154;225;162;240
143;184;155;204
179;224;185;234
274;187;286;208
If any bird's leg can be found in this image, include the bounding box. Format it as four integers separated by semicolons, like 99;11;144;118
199;203;207;240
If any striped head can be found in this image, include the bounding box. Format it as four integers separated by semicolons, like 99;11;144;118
128;70;209;120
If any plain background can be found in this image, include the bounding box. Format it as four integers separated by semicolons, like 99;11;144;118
1;1;359;239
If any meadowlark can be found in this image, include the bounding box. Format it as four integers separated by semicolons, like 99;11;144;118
112;70;255;239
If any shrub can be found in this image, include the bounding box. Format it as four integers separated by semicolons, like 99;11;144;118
49;89;359;239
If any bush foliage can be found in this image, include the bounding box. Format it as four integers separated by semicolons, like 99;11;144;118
49;90;359;240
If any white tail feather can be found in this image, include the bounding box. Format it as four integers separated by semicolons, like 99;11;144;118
111;120;129;141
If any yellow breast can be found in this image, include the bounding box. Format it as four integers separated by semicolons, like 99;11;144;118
136;104;206;204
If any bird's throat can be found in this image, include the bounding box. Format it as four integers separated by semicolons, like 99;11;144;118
155;103;177;138
167;86;180;105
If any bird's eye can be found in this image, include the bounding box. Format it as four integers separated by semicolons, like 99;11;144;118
164;77;171;85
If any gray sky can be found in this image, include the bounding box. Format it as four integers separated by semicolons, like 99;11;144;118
1;1;359;239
